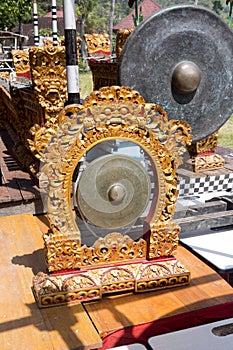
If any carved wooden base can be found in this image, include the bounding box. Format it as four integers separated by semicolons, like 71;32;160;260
186;133;225;172
33;258;190;308
188;152;225;172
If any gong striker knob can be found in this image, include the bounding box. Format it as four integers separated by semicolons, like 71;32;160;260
108;183;126;203
172;61;201;94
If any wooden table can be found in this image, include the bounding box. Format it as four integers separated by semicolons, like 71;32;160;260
84;230;233;348
0;213;102;350
1;213;233;350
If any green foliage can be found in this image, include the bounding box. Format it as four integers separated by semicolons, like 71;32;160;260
218;114;233;148
156;0;229;20
79;70;93;99
37;0;63;16
132;5;144;27
0;0;230;39
114;1;131;26
78;0;230;34
39;28;53;37
82;0;130;34
156;0;216;7
86;1;110;33
78;58;89;72
75;0;94;23
0;0;32;31
213;0;223;14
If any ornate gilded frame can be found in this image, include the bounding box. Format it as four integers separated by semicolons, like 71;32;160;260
37;86;192;271
33;86;192;307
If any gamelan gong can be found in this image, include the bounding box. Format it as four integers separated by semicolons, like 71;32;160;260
75;144;153;247
119;5;233;143
77;153;151;230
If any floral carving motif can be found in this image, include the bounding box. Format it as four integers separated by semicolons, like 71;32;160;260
29;45;67;123
116;29;133;60
34;86;192;273
11;49;30;76
84;33;111;57
81;233;147;267
33;259;190;307
148;223;181;259
188;132;219;154
187;132;224;171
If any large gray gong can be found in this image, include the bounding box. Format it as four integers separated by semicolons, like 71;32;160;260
77;154;151;229
119;5;233;142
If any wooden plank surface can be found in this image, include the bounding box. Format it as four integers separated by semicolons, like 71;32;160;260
0;131;43;216
1;214;233;348
1;213;233;348
85;245;233;338
0;213;102;350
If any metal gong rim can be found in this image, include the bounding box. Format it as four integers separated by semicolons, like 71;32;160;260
119;5;233;142
77;154;151;229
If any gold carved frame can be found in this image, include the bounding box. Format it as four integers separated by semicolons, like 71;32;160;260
33;86;192;307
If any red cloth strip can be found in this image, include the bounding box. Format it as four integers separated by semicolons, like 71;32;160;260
100;301;233;349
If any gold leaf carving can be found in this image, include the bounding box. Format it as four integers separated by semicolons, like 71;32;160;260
116;29;133;60
12;49;30;75
80;233;147;267
29;45;67;122
188;132;219;154
148;223;180;259
37;87;191;272
84;33;110;56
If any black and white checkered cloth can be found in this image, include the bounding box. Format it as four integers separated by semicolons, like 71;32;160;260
178;173;233;197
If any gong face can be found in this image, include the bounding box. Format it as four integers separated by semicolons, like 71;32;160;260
119;5;233;142
77;151;151;230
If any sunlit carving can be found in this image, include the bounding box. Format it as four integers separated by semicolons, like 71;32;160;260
116;29;133;60
188;132;225;171
31;86;192;307
11;49;31;79
84;33;111;60
29;45;67;123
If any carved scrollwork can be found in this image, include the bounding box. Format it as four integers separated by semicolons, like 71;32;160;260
188;132;219;154
29;123;58;159
80;233;147;267
116;29;133;61
33;271;101;306
29;45;67;123
37;86;191;272
136;259;190;292
84;33;111;58
187;132;224;171
11;49;30;77
44;235;81;271
192;153;225;172
147;223;181;259
138;259;190;280
83;86;145;106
